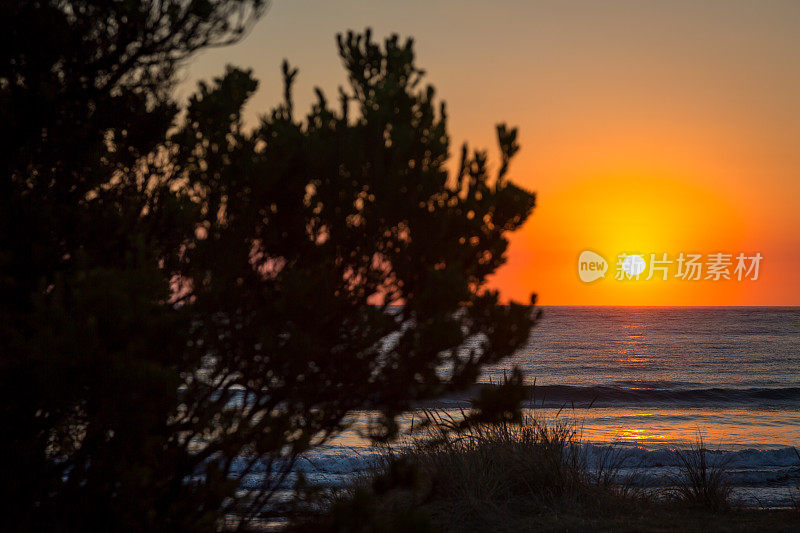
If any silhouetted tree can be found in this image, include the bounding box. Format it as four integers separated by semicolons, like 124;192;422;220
170;30;538;525
2;2;536;528
0;1;265;530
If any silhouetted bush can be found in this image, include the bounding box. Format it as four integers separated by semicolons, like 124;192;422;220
169;29;537;527
1;3;537;528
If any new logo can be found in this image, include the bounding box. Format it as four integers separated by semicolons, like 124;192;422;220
578;250;608;282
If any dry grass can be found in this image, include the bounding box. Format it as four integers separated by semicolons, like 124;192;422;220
290;412;645;531
408;411;630;519
288;414;800;532
671;432;731;511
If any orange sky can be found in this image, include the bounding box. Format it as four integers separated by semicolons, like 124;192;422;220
182;0;800;306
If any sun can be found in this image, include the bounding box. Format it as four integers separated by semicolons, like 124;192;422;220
621;255;647;276
491;169;749;305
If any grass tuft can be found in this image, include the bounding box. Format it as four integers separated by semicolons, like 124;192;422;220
291;412;646;531
671;432;731;512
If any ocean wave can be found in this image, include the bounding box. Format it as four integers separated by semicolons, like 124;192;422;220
231;443;800;483
218;442;800;507
519;384;800;407
582;443;800;470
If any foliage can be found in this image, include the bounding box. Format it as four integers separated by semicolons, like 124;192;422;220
169;29;537;524
0;1;264;530
1;3;536;527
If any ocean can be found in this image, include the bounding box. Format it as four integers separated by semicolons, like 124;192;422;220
277;307;800;508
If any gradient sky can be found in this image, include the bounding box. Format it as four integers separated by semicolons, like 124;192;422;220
181;0;800;306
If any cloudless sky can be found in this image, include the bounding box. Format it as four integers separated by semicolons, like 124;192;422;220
181;0;800;306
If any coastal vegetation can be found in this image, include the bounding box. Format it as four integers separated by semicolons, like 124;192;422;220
293;414;800;532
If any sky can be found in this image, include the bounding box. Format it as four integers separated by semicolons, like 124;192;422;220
180;0;800;306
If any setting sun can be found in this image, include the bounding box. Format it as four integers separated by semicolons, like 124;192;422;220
494;170;754;305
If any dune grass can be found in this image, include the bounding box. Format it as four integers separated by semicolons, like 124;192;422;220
671;432;732;511
288;413;800;532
